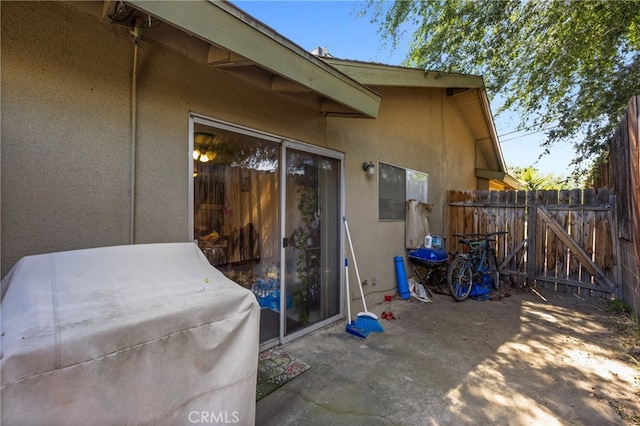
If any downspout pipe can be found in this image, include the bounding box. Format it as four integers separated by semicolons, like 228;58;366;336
129;19;142;244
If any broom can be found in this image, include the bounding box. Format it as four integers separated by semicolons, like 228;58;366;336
345;258;369;338
343;217;384;333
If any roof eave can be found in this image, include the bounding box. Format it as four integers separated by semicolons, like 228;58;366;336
476;168;522;189
477;85;507;173
324;59;507;175
126;0;381;118
322;58;484;89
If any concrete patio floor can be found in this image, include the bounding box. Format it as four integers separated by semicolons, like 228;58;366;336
255;289;640;425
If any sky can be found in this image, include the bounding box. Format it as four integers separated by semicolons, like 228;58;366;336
232;0;575;177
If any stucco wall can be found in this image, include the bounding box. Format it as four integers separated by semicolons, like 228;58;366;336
1;1;326;275
1;2;132;275
1;0;480;310
327;87;477;304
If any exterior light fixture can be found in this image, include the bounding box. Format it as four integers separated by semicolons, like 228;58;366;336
362;161;375;176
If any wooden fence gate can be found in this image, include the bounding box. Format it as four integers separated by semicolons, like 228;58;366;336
447;189;617;298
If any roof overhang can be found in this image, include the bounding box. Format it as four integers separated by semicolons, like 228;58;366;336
325;58;516;188
122;0;381;118
323;59;485;89
476;168;521;189
447;87;506;172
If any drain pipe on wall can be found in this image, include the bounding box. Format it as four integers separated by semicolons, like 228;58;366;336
129;19;142;244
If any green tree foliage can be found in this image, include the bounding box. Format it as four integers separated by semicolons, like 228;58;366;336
509;166;573;190
364;0;640;174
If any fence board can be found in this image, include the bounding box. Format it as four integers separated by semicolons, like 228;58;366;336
514;191;527;286
543;190;558;282
567;189;583;283
589;97;639;314
447;188;616;297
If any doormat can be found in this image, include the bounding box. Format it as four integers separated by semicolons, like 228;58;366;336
256;348;310;401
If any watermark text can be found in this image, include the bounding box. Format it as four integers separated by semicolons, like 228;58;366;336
188;410;240;424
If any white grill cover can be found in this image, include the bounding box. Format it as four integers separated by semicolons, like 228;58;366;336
1;243;259;425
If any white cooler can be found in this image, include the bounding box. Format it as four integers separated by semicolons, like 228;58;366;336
1;243;260;425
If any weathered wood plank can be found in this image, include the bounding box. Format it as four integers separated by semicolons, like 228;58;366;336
463;191;474;239
609;194;623;299
475;191;489;235
534;275;605;292
446;188;616;297
514;191;527;283
536;191;548;284
585;215;597;285
567;189;583;282
447;190;465;252
500;239;526;269
537;205;615;292
544;190;558;279
527;191;537;287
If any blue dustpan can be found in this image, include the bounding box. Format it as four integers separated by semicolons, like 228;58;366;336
346;320;370;338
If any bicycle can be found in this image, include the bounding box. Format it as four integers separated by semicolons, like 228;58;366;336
447;231;507;302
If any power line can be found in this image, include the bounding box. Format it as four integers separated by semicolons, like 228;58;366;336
499;125;560;143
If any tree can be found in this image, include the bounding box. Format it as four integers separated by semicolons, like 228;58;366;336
364;0;640;176
508;166;573;190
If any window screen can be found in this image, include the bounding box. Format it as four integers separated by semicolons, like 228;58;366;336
379;163;428;221
407;169;429;203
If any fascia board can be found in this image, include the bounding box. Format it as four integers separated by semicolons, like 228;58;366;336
126;0;381;118
477;86;507;172
475;168;522;189
324;59;484;89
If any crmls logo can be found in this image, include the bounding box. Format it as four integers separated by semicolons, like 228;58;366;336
188;411;240;424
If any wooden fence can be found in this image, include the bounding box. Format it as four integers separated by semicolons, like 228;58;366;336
580;96;640;319
446;188;617;299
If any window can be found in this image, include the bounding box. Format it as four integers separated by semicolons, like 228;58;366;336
379;162;429;221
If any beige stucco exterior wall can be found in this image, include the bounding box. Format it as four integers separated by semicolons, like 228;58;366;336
1;2;133;275
1;1;326;275
326;87;477;304
1;0;481;315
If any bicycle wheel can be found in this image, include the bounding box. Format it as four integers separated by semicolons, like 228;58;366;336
487;250;500;290
447;257;474;302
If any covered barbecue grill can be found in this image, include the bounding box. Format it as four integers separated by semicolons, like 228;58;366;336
1;243;260;425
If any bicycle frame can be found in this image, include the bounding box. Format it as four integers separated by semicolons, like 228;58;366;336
447;231;506;301
461;239;491;277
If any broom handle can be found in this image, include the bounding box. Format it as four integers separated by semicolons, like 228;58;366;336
345;259;352;321
343;217;369;312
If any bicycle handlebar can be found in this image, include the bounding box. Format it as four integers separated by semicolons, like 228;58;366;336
453;231;508;239
454;231;508;246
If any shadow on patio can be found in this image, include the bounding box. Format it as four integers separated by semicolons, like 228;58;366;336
256;289;639;425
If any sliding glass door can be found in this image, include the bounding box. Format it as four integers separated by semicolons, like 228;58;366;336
191;116;342;346
282;145;342;342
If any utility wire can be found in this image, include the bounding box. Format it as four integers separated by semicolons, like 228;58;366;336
499;124;560;143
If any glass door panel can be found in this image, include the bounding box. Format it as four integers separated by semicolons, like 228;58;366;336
192;122;281;344
283;148;341;338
